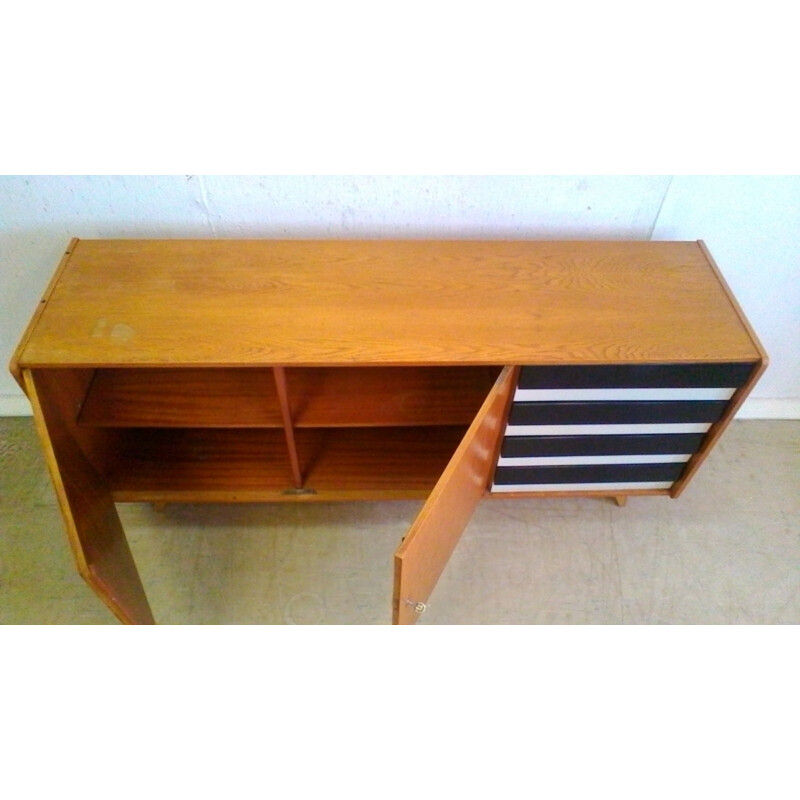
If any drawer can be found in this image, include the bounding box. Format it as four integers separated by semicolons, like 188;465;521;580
500;432;706;459
493;462;686;492
490;361;757;495
507;400;729;426
517;363;755;392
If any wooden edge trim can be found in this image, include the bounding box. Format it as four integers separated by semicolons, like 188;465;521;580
273;366;303;488
9;238;80;391
112;488;434;504
697;240;769;366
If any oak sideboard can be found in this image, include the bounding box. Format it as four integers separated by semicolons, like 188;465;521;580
10;239;767;624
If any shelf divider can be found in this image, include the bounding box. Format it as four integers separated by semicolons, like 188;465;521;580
273;366;304;488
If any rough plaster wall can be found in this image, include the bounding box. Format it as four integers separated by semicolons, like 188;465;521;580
0;175;669;402
0;175;796;414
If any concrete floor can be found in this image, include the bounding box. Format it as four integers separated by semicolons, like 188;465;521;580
1;417;797;624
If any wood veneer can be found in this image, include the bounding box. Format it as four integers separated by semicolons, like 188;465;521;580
15;240;761;369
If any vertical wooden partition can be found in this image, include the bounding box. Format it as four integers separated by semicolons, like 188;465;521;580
273;366;303;488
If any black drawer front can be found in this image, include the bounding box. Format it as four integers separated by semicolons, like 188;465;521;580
491;361;754;493
518;362;755;390
500;433;706;459
494;462;687;486
508;400;728;426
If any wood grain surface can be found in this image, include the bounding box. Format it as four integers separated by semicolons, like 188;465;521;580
78;367;283;427
392;367;518;624
286;366;500;426
25;368;155;624
105;426;468;502
15;239;763;368
667;243;769;498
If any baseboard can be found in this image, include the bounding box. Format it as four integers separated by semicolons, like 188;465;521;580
0;394;32;416
736;398;800;419
1;393;798;419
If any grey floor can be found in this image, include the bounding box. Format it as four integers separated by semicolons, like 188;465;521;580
1;417;798;624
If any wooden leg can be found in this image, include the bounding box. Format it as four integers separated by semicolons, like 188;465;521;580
613;496;627;507
153;502;168;513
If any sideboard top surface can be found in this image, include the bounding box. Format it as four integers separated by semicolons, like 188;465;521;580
14;239;763;368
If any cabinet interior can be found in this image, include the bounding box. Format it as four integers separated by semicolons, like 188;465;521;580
62;365;502;502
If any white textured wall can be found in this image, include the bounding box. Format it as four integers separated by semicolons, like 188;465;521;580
651;175;800;415
1;175;797;416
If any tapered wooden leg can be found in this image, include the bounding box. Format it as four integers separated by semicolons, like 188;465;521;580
613;496;627;507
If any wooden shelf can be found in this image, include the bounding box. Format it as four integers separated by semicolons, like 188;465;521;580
296;426;467;492
106;425;467;502
107;428;294;500
79;368;283;428
78;366;499;430
286;366;500;427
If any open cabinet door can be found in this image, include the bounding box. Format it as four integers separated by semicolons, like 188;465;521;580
24;369;155;624
393;366;518;624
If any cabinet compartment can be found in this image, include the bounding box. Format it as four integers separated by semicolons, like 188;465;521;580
78;368;283;428
73;366;496;502
103;426;469;501
77;365;499;428
285;366;500;427
106;428;296;501
295;426;469;495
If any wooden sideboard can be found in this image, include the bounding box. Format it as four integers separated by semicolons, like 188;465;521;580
10;239;767;624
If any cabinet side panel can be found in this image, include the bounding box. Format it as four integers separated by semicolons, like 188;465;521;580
670;359;765;497
24;369;154;624
392;366;517;625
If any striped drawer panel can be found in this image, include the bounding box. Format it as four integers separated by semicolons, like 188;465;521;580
494;462;685;492
491;362;755;494
517;363;754;391
500;432;706;459
508;400;729;426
